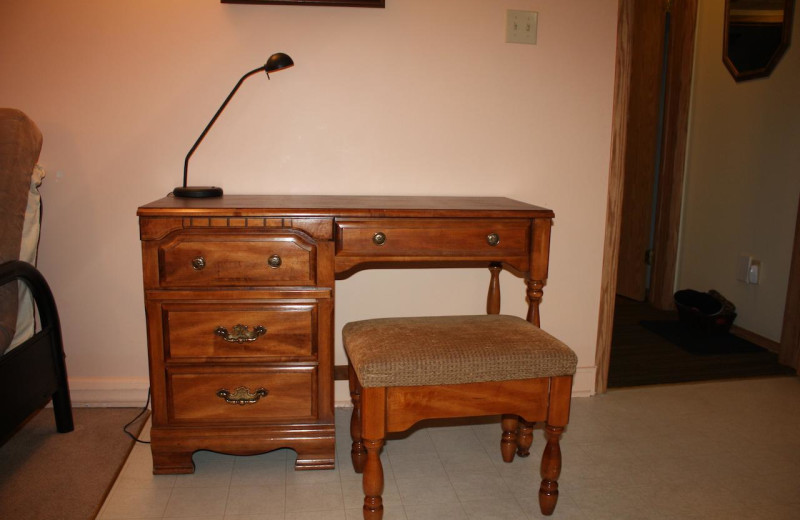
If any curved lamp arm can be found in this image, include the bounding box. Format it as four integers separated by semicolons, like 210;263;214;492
174;52;294;198
181;66;264;190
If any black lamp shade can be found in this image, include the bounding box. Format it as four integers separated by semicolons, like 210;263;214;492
266;53;294;74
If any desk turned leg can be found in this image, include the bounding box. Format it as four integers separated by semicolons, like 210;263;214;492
516;420;534;457
539;425;564;515
487;263;502;315
526;279;545;327
501;414;519;463
363;438;384;520
349;364;366;473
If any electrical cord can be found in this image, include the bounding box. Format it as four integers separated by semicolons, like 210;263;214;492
123;387;151;444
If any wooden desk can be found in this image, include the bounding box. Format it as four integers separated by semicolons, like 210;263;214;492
138;195;554;473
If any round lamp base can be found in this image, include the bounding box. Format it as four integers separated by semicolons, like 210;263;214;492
173;186;223;198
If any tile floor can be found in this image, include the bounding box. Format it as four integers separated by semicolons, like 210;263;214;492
97;376;800;520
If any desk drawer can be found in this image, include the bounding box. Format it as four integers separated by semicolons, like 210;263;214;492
167;367;317;424
158;232;316;287
335;219;530;259
163;302;317;361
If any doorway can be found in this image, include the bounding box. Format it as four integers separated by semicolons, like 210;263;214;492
595;0;697;392
597;0;800;392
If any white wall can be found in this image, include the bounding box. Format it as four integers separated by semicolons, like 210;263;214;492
0;0;617;404
678;0;800;342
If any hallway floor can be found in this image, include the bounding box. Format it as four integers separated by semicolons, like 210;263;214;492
98;377;800;519
608;297;793;387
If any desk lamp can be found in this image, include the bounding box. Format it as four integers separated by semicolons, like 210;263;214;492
173;52;294;198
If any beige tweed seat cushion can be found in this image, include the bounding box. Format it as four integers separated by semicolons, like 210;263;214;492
343;314;577;388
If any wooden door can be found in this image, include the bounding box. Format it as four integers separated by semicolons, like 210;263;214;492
616;0;669;301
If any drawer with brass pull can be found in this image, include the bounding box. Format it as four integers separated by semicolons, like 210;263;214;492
157;231;316;287
162;302;318;361
166;366;317;424
334;218;531;271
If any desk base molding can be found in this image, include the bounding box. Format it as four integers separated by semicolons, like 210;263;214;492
149;423;336;474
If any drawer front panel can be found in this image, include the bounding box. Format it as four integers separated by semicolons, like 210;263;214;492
335;219;530;258
164;302;316;361
158;232;316;287
167;367;317;424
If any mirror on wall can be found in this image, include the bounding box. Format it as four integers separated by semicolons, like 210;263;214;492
724;0;795;81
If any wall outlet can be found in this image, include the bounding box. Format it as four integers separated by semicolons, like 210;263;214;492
506;10;538;45
748;260;761;284
736;254;751;282
737;254;761;284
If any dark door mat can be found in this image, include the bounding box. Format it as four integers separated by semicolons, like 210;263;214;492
608;320;795;387
641;320;766;355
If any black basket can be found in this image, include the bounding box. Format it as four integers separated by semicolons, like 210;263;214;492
674;289;737;335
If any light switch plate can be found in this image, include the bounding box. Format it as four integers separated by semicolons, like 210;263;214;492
506;10;538;45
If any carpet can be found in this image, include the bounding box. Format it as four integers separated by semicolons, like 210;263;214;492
0;407;149;520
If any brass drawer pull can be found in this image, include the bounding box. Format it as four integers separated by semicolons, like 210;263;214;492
267;254;282;268
486;233;500;247
191;256;206;270
216;386;268;406
215;324;267;343
372;232;387;246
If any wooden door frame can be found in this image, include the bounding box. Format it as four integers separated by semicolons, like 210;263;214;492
595;0;698;393
779;195;800;374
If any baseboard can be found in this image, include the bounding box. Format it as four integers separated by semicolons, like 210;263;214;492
334;380;352;408
67;377;151;407
572;366;596;397
730;325;781;353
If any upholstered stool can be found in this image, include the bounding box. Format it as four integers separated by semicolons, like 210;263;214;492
344;314;577;519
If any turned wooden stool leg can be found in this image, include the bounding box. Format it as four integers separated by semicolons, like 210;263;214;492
501;414;519;463
516;419;534;457
538;375;572;515
539;424;564;515
363;438;384;520
348;364;366;473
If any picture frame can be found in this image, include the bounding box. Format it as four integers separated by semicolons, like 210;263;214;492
222;0;385;7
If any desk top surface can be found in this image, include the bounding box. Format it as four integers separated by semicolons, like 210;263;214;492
138;195;554;219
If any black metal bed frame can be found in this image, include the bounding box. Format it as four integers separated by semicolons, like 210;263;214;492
0;260;73;441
